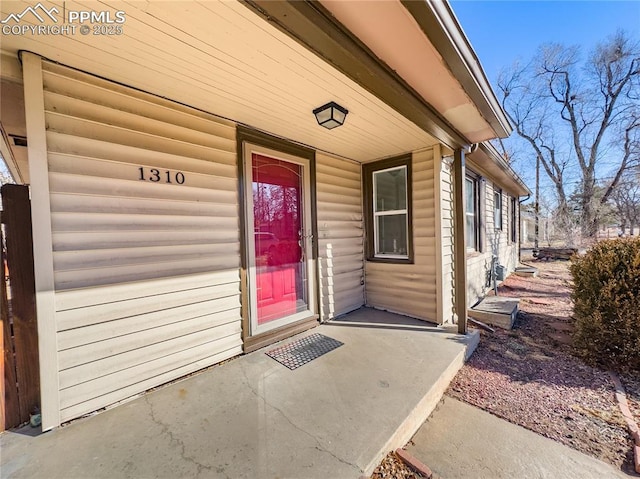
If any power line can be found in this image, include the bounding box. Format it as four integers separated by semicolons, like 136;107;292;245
518;166;640;192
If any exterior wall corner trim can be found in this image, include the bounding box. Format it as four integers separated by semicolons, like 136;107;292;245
22;52;61;430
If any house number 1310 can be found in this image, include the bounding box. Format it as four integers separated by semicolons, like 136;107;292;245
138;167;185;184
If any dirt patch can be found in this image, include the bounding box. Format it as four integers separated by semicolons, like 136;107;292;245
370;450;429;479
448;259;638;474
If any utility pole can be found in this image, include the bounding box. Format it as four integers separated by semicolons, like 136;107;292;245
534;155;540;252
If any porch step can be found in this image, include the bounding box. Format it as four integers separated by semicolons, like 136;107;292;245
515;266;538;277
468;296;519;330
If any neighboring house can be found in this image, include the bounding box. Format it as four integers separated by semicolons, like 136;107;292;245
521;209;557;248
521;210;537;246
0;0;529;430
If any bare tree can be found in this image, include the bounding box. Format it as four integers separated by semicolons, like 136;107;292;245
499;31;640;239
611;174;640;235
603;109;640;202
490;138;515;164
499;60;571;207
0;166;13;186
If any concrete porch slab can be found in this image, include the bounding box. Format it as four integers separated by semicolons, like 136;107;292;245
0;308;478;479
469;296;519;330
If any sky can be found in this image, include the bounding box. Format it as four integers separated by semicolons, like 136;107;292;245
451;0;640;86
450;1;640;199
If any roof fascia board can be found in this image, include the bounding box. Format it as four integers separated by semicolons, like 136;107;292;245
480;141;530;195
470;142;530;196
467;158;526;198
242;0;469;150
401;0;512;138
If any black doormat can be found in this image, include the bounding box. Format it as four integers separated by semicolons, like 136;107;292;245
266;333;343;370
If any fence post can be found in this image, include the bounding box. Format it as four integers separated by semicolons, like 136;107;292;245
1;184;39;426
1;218;21;430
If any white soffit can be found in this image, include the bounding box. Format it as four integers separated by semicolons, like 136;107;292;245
320;0;496;144
0;1;439;162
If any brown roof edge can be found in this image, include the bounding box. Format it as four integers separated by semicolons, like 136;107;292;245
473;142;531;197
242;0;470;150
401;0;513;139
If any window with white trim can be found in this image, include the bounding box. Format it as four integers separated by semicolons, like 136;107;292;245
494;188;503;230
466;175;480;251
363;155;413;263
373;165;408;257
510;196;517;243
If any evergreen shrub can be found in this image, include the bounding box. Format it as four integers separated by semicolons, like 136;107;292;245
570;237;640;372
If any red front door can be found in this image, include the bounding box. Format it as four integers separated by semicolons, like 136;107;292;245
251;153;307;326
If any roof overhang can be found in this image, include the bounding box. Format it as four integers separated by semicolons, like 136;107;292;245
467;142;531;197
0;1;442;164
1;0;520;192
245;0;469;149
250;0;512;148
400;0;513;139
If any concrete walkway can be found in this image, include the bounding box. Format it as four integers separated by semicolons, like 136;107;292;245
0;308;478;479
406;396;632;479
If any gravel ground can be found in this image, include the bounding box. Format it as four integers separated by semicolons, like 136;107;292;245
370;451;429;479
448;259;638;474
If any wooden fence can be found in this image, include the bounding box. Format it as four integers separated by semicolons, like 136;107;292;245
1;184;39;431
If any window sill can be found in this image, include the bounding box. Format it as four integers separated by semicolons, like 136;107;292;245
466;250;483;259
366;256;414;265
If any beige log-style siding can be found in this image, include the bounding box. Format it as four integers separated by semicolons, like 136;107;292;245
437;152;522;318
36;60;242;424
465;176;519;307
365;148;438;321
316;153;365;320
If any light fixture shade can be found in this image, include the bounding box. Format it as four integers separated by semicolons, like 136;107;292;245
313;101;348;129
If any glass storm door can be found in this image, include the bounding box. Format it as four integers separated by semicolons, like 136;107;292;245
244;145;316;335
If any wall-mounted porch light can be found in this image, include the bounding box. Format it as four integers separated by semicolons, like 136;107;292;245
313;101;348;129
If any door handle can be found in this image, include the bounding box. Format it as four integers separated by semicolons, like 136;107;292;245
299;233;313;253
